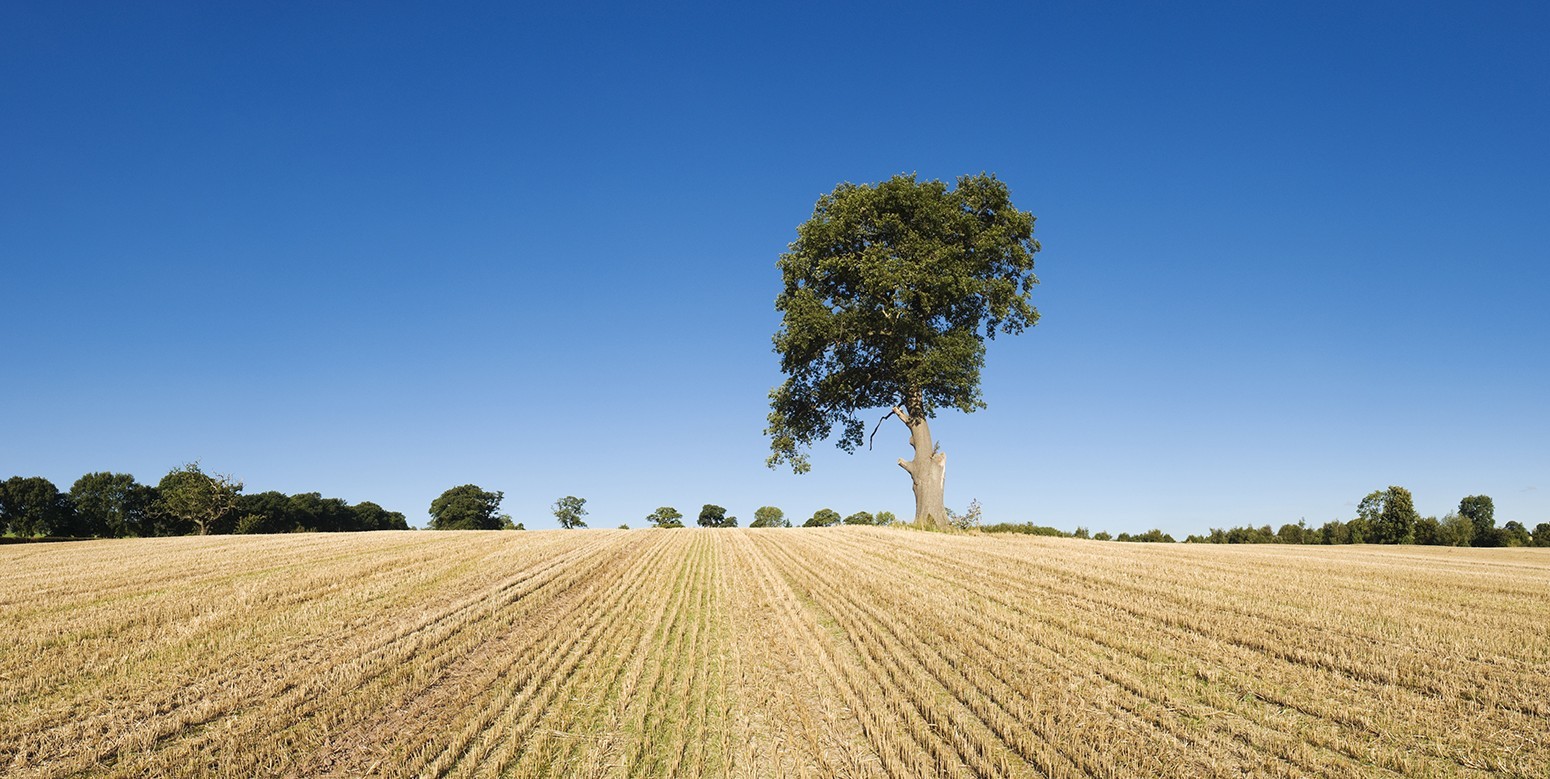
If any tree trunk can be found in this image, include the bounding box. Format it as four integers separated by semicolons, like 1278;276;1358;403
895;399;949;531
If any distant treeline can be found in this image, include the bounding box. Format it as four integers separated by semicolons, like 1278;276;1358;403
0;464;408;538
980;523;1180;543
983;489;1549;548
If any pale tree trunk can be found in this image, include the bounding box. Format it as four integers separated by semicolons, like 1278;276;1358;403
894;397;949;531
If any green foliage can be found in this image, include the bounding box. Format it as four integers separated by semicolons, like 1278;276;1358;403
552;496;589;529
803;508;841;527
1459;495;1496;546
0;476;73;537
750;506;788;528
1412;516;1443;546
1360;486;1419;544
646;506;684;529
1072;527;1090;539
698;504;737;528
429;485;505;530
1439;512;1475;547
1533;523;1550;548
287;492;355;534
1092;531;1113;541
352;501;409;531
1345;516;1371;544
946;499;983;530
842;511;876;525
981;522;1071;537
1499;521;1532;547
68;472;154;537
155;463;242;536
875;510;898;526
1115;529;1176;543
1187;525;1277;544
1276;521;1316;545
618;523;630;530
5;467;406;537
1317;519;1350;545
234;491;294;534
234;512;269;535
765;173;1039;473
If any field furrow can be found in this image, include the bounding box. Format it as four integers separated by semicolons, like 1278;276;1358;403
2;528;1546;779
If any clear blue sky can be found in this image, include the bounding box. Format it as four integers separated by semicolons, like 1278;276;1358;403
4;2;1546;532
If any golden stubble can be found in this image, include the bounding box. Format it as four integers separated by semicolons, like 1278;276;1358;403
1;529;1545;778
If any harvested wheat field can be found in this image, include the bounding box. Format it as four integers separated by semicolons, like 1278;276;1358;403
2;528;1547;778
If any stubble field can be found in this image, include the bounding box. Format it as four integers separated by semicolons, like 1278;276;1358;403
2;528;1547;778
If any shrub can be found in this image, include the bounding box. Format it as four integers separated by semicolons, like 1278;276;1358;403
946;499;983;531
981;523;1071;537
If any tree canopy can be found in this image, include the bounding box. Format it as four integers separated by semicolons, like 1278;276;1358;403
750;506;787;528
552;496;589;529
1459;495;1496;546
698;504;737;528
70;472;154;537
766;173;1038;529
1358;486;1420;545
155;463;242;536
0;476;73;537
804;508;841;528
429;485;505;530
646;506;684;529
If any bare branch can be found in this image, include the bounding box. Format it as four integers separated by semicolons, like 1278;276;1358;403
869;406;913;450
869;409;897;450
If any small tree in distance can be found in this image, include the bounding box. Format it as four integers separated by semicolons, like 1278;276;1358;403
751;506;787;528
698;504;737;528
646;506;684;528
156;463;242;536
946;499;983;531
1459;495;1496;547
1359;486;1419;544
0;476;74;537
804;508;840;527
553;496;588;529
1439;513;1475;546
1500;521;1532;547
69;472;154;537
843;511;876;525
429;485;505;530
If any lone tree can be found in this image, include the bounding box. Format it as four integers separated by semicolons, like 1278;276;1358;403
155;463;242;535
429;485;505;530
765;173;1039;530
646;506;684;528
552;495;588;529
750;505;787;528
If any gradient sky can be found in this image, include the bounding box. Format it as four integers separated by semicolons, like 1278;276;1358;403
4;2;1546;532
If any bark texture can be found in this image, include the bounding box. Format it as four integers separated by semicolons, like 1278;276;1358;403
895;401;949;531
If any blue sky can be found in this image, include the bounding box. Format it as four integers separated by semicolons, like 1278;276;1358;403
3;2;1546;532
